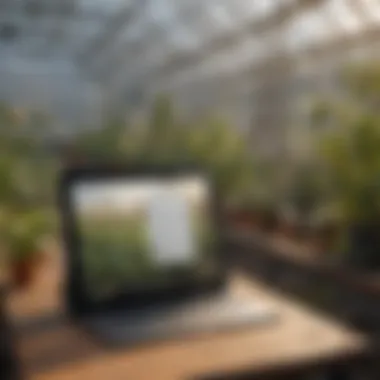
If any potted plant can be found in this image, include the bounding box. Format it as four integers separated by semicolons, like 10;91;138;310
313;61;380;269
320;115;380;270
224;187;262;230
4;211;49;289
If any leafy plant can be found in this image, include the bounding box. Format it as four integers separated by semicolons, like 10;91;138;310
0;104;58;268
0;104;58;209
287;163;325;225
2;211;50;263
315;62;380;267
320;112;380;224
72;96;256;207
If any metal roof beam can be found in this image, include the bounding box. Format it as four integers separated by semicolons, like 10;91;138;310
346;0;374;24
153;0;325;80
76;0;147;67
157;17;380;111
111;0;325;109
92;0;205;84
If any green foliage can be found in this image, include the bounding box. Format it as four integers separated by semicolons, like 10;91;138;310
313;61;380;266
79;207;216;300
72;116;127;160
317;62;380;225
320;115;380;223
73;96;256;205
185;115;254;201
290;62;380;268
342;62;380;104
1;210;50;262
0;103;57;263
240;159;278;211
310;100;332;128
287;163;323;222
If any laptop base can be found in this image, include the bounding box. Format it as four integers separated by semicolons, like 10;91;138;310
83;293;278;347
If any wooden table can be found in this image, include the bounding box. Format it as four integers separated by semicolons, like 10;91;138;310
7;252;367;380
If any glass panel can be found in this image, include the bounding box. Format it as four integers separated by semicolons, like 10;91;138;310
363;0;380;21
330;0;363;32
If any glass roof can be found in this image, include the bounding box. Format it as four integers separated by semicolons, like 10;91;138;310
90;0;378;90
1;0;380;120
2;0;379;73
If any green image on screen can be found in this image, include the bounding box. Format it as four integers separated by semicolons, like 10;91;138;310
72;176;217;301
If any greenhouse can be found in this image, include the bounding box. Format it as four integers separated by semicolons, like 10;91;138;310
1;0;380;151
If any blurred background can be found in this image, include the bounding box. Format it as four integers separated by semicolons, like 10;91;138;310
1;0;380;295
2;2;380;379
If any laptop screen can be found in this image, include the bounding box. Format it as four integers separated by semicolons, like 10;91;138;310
72;175;218;301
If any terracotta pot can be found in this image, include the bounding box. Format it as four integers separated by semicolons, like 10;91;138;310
11;254;41;290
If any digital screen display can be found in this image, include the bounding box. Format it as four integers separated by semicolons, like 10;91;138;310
72;176;217;301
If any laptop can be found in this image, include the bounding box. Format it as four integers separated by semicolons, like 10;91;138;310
59;165;276;347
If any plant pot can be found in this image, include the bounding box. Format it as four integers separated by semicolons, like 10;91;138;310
10;256;39;290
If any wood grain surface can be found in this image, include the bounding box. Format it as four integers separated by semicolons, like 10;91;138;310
7;247;367;380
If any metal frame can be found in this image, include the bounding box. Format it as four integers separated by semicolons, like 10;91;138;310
2;0;380;142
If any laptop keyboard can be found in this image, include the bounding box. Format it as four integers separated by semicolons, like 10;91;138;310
87;294;277;345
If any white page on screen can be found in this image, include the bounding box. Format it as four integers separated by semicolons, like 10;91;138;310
147;190;196;265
